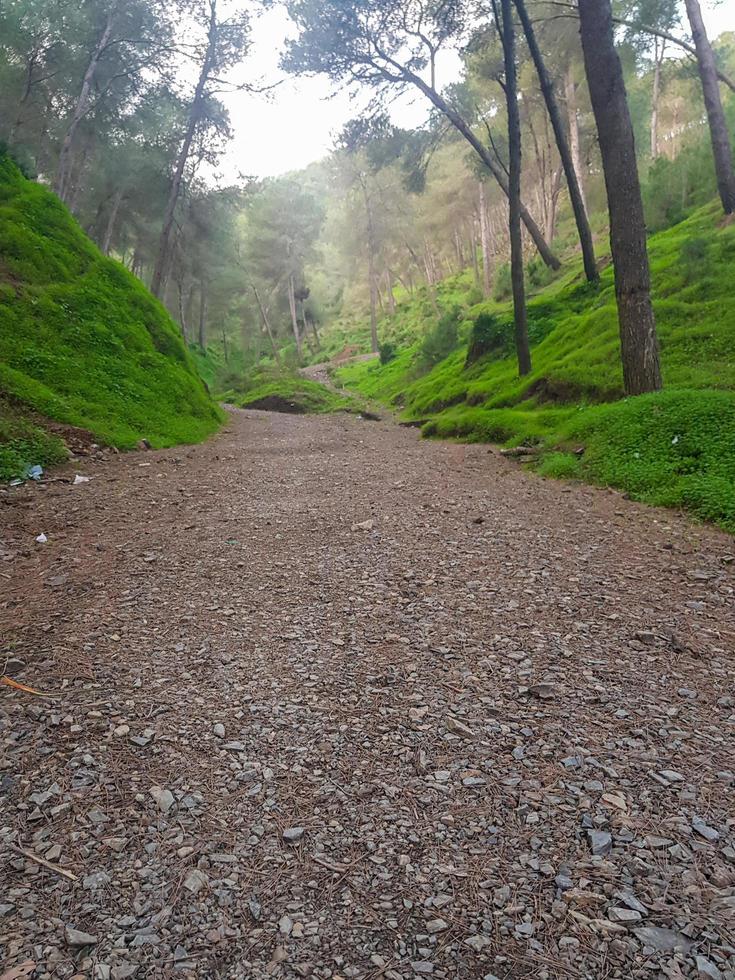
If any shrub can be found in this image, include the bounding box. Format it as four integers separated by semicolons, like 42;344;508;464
493;262;512;301
379;341;397;365
527;256;554;289
419;307;461;368
465;313;513;366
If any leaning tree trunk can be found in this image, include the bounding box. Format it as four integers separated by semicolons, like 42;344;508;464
579;0;662;395
54;6;116;202
684;0;735;213
252;284;281;367
151;4;217;297
404;67;560;270
501;0;532;376
514;0;597;282
102;187;123;254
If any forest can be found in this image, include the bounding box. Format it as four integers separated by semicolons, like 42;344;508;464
2;3;735;978
1;0;734;527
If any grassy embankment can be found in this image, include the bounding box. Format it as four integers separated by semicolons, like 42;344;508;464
333;203;735;531
0;155;223;480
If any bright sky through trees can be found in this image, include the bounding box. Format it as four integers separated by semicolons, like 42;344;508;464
220;0;735;180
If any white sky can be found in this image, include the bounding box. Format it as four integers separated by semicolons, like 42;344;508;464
219;1;735;181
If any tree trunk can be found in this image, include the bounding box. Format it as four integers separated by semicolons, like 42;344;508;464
683;0;735;213
514;0;597;282
470;219;481;288
478;183;493;298
287;274;303;359
151;2;217;297
501;0;532;376
221;327;228;362
252;283;281;367
55;6;117;202
579;0;662;395
650;37;665;159
546;166;563;243
310;315;321;349
360;178;380;353
564;66;587;214
102;187;123;254
385;269;396;314
177;279;188;340
402;66;560;270
198;284;208;350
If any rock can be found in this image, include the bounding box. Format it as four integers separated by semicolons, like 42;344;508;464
283;827;305;843
213;723;225;738
149;786;174;813
529;682;557;700
183;870;208;894
411;963;434;975
692;816;720;842
607;907;642;924
351;519;374;532
587;830;612;856
425;918;448;934
695;955;722;980
445;716;475;738
633;926;692;952
66;927;98;947
464;935;491;951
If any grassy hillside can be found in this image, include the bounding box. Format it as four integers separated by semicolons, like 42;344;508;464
335;203;735;532
0;155;223;479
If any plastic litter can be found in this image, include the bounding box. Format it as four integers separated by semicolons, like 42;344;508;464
73;474;90;485
26;464;43;480
35;533;48;544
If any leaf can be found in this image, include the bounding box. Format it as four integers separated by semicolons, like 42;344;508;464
0;962;36;980
0;676;51;697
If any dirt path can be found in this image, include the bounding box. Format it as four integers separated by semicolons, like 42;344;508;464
1;409;734;980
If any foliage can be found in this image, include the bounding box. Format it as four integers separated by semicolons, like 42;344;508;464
493;262;512;301
0;155;223;455
418;307;461;368
465;312;512;365
232;372;362;415
379;341;397;365
335;202;735;530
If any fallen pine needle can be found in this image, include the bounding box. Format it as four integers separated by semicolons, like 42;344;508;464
1;676;52;697
8;843;78;882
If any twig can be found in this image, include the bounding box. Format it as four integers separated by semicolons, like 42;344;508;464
7;843;78;882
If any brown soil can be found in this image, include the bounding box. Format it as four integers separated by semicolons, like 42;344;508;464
1;408;733;979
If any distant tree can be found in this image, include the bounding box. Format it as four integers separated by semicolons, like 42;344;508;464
283;0;561;271
151;0;249;298
579;0;662;395
683;0;735;213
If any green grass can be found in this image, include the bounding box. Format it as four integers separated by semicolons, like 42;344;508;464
0;401;68;481
0;154;223;478
334;202;735;532
231;371;363;415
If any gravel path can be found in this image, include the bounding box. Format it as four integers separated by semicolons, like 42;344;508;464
1;408;734;980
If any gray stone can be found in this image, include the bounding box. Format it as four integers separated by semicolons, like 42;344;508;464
608;907;642;924
283;827;305;842
692;816;720;842
587;830;612;856
66;926;98;947
695;955;723;980
633;926;693;952
149;786;174;813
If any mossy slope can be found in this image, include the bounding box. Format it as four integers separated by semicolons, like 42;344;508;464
0;155;223;478
335;204;735;531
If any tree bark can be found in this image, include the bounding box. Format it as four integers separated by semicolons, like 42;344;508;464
151;1;217;297
564;67;587;213
198;283;208;349
650;37;665;159
683;0;735;213
102;187;123;254
55;5;117;202
501;0;532;376
385;268;396;314
514;0;597;282
579;0;662;395
359;176;380;352
470;218;481;288
478;182;493;297
287;274;303;359
252;283;281;367
398;65;560;270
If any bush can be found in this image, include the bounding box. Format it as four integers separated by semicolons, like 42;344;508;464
379;341;397;365
419;307;461;368
493;263;512;301
537;451;581;480
527;256;554;289
465;313;513;366
680;236;709;283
